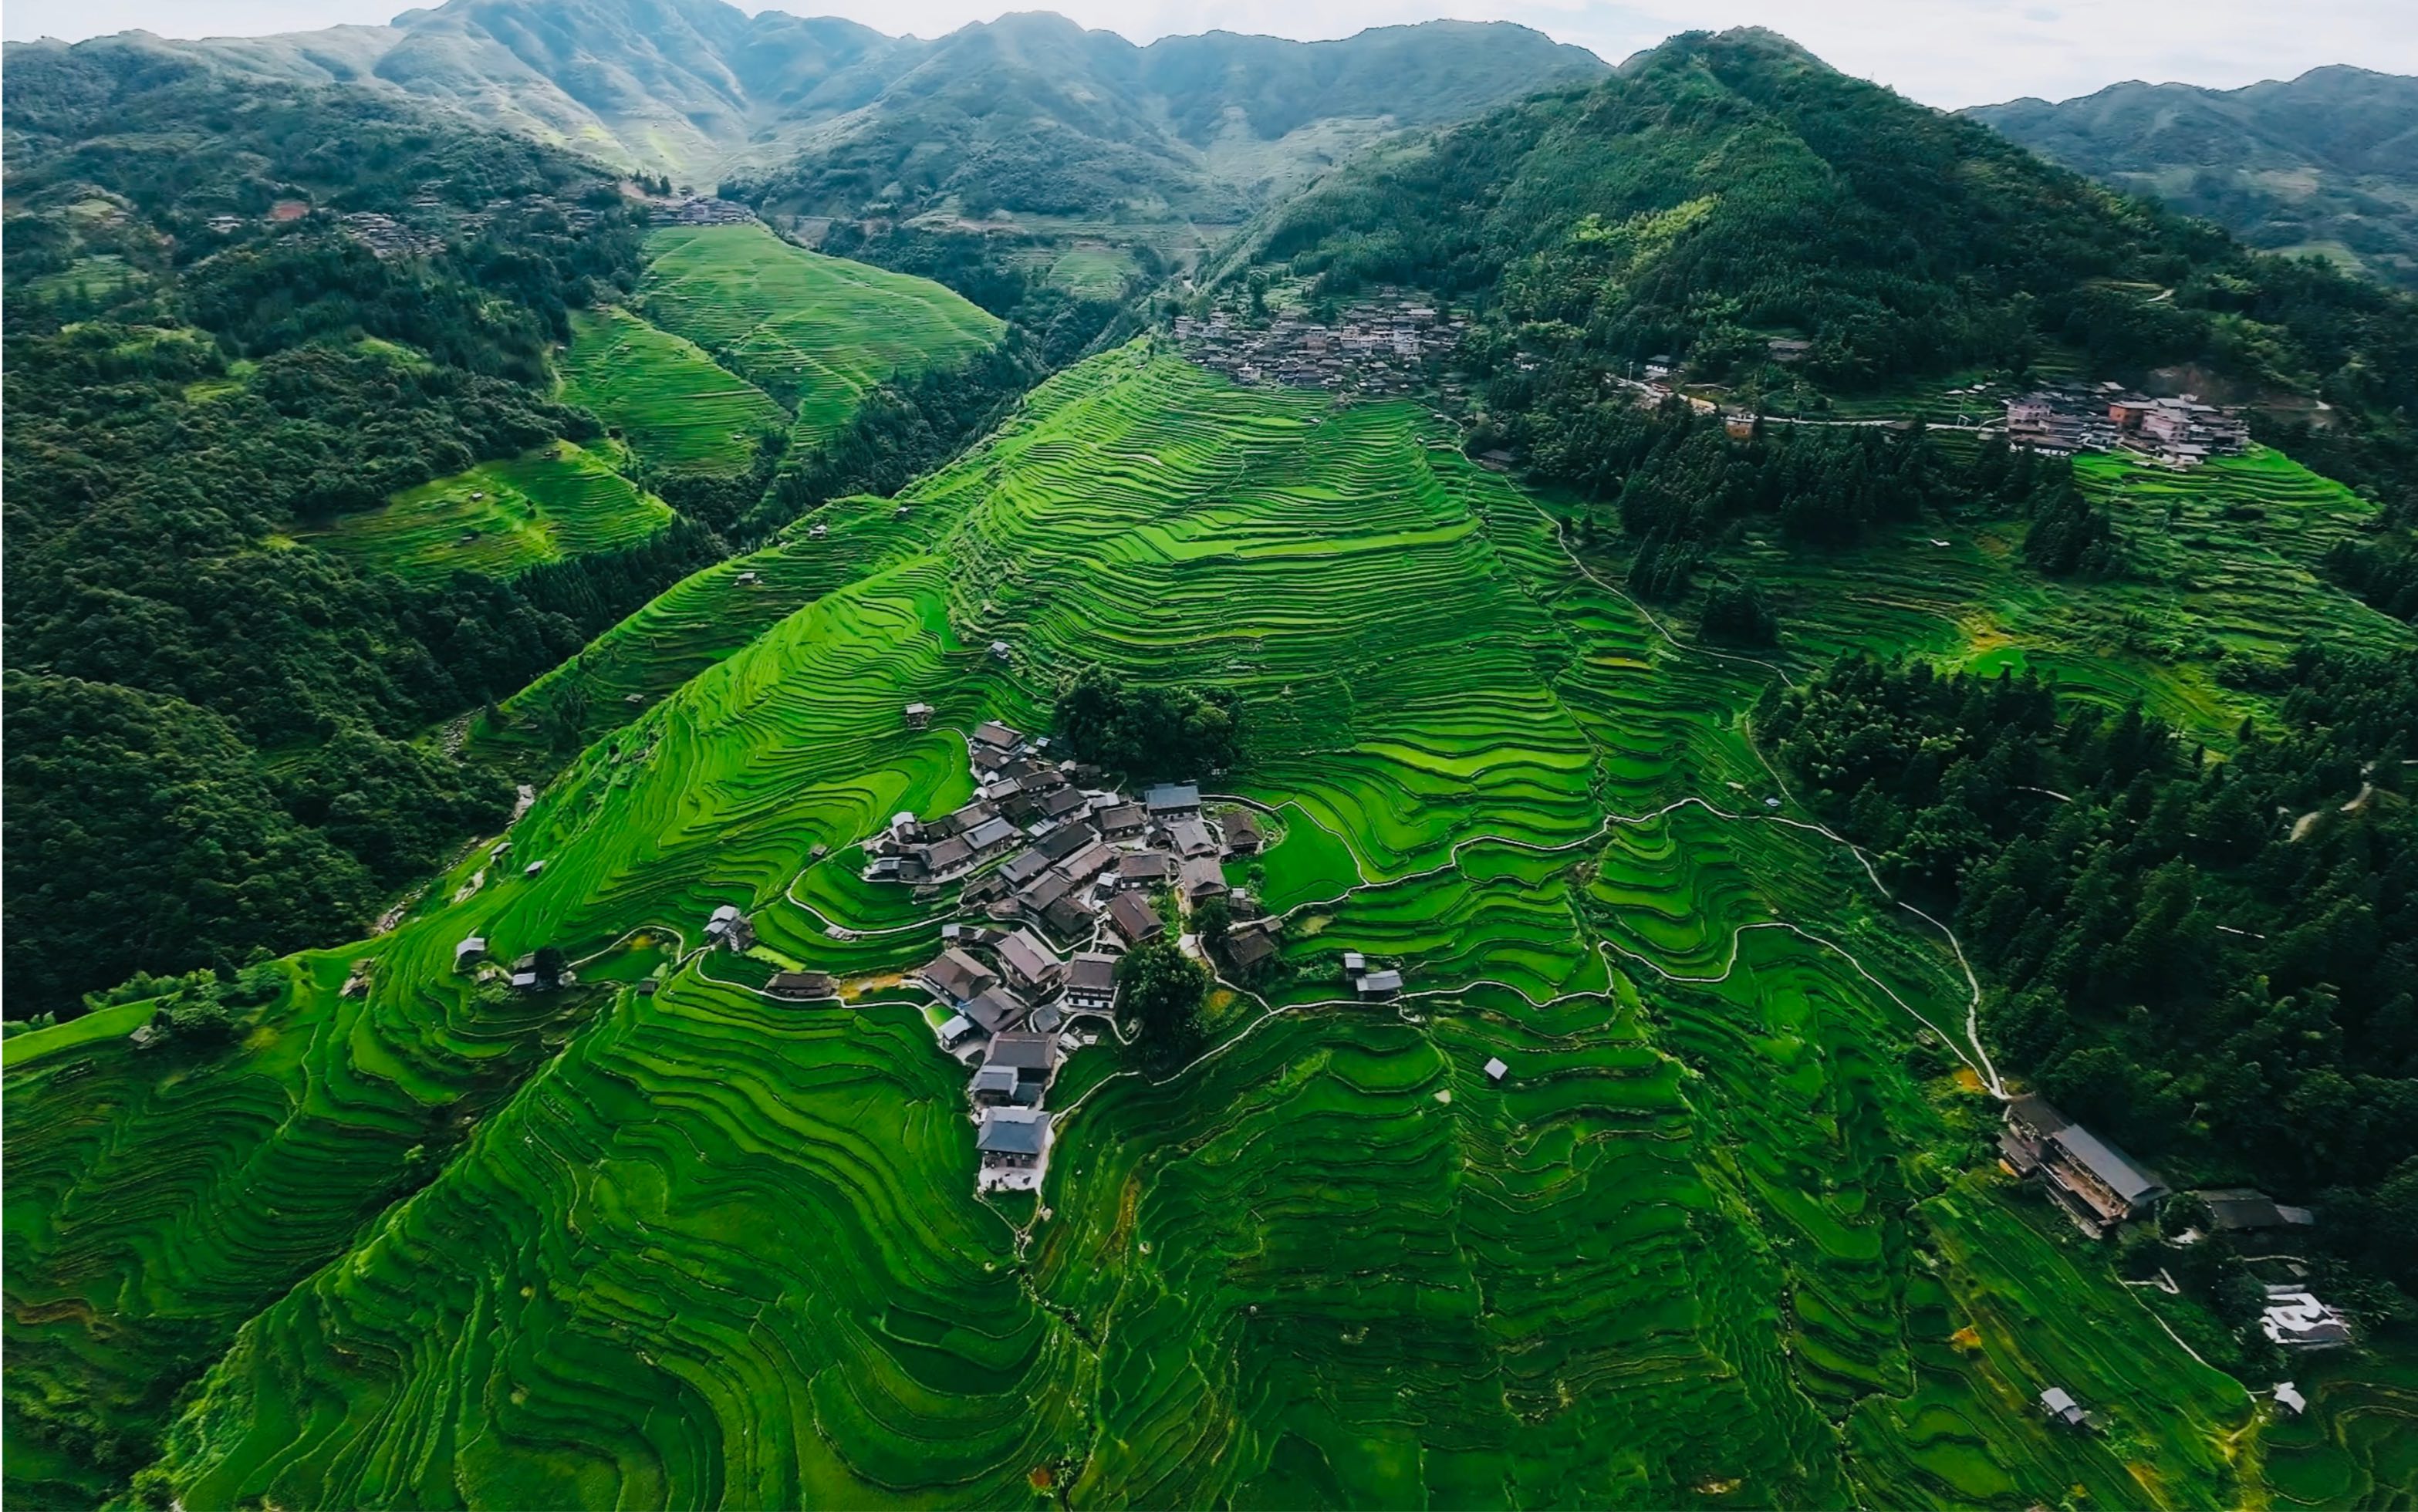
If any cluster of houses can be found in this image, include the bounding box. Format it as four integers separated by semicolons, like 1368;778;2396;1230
1173;288;1471;398
649;196;755;228
865;712;1280;1190
198;186;617;262
694;906;853;1004
1339;951;1402;1001
2001;1094;2353;1358
336;211;447;260
2004;383;2249;467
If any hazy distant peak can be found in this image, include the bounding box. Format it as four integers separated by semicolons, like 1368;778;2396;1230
4;2;1606;216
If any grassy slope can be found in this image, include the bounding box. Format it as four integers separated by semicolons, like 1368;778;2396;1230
557;305;790;478
0;1004;150;1070
637;224;1005;451
14;349;2410;1507
299;440;674;579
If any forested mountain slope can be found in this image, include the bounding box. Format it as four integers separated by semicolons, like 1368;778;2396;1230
5;0;1606;212
0;59;1008;1018
2;75;657;1015
1970;68;2418;291
1233;27;2418;518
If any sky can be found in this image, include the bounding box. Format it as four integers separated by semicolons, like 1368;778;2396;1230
5;0;2411;107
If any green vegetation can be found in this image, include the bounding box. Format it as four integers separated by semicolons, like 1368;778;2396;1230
1;62;1043;1014
9;25;2418;1511
1048;245;1138;298
1053;663;1244;781
1766;654;2417;1294
302;441;675;579
458;493;974;781
2327;536;2418;623
637;223;1004;450
14;349;2410;1507
753;332;1065;536
0;78;684;1014
1699;575;1780;644
2;675;398;1008
1115;938;1209;1073
556;306;788;478
1683;444;2408;747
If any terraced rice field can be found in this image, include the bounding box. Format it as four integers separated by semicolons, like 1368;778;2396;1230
638;224;1005;450
2071;447;2393;660
8;348;2410;1508
558;306;789;477
1726;445;2406;741
459;490;983;782
302;440;674;579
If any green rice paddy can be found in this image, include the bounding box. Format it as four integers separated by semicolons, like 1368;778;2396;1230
637;224;1005;451
302;440;674;579
9;348;2411;1508
558;305;789;477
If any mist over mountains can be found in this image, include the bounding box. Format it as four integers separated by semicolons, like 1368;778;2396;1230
5;0;1607;217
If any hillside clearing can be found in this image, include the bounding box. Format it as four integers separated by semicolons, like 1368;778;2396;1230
299;440;673;579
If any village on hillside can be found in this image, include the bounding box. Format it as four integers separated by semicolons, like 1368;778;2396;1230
657;707;1457;1198
1173;286;1473;401
197;185;744;263
647;195;755;228
852;714;1291;1193
2004;383;2251;467
1171;289;2251;475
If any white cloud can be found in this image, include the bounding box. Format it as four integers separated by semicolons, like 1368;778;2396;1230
5;0;2410;108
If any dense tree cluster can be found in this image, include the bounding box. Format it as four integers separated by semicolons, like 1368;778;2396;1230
1116;939;1209;1075
2021;486;2124;579
2324;536;2418;623
3;675;387;1009
1698;576;1779;645
1764;650;2418;1294
2;59;625;221
1533;397;2080;597
1053;665;1245;782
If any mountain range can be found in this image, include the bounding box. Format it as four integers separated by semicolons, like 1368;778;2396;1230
1970;66;2418;290
5;0;1606;218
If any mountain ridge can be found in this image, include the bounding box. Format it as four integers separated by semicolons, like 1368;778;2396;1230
1967;65;2418;289
5;0;1607;210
